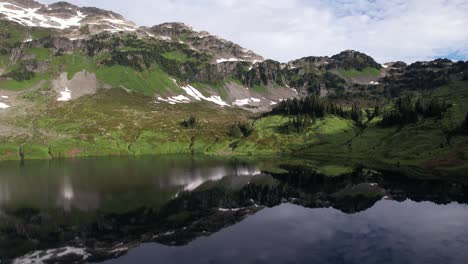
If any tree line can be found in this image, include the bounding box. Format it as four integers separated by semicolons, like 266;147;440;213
380;96;450;127
270;95;347;119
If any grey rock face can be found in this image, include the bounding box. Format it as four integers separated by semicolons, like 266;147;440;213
149;22;264;64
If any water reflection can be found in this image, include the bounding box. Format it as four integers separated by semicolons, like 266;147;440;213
0;156;262;212
0;156;467;264
106;201;468;264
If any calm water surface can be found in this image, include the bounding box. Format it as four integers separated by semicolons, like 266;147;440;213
0;156;467;264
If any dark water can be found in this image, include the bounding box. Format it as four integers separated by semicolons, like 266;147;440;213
0;156;468;264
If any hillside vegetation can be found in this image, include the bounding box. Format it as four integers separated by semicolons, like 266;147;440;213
0;20;467;177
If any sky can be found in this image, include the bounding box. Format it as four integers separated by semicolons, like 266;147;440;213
41;0;468;63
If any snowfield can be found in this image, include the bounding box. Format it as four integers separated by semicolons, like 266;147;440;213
232;98;261;106
216;58;242;63
57;87;72;101
0;2;86;29
0;2;137;32
0;102;10;109
217;58;263;64
157;95;191;105
13;247;90;264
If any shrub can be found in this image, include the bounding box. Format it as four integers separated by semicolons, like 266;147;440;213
229;121;254;138
181;115;198;128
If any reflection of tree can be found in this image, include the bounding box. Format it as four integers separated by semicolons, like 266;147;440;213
2;165;468;263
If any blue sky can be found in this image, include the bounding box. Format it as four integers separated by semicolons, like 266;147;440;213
42;0;468;63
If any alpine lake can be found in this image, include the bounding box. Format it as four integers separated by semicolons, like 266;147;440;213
1;155;467;264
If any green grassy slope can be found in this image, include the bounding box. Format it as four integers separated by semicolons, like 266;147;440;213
0;21;467;176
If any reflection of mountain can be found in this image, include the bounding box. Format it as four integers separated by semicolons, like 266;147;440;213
3;164;468;263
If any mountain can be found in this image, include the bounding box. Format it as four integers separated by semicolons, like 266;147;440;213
0;0;137;32
0;0;467;174
0;0;414;109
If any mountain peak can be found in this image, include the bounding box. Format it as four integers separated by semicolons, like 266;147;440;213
0;0;263;64
0;0;136;32
330;50;382;70
2;0;42;8
47;1;78;9
149;22;264;64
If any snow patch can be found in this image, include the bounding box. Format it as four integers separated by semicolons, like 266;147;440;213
218;208;242;212
216;58;241;63
232;98;261;106
57;87;72;101
369;81;380;85
217;58;262;64
180;84;229;107
0;2;88;30
381;64;388;69
232;99;250;106
1;95;8;99
270;101;277;106
0;102;10;109
157;95;191;105
159;36;171;41
13;247;89;264
167;78;229;107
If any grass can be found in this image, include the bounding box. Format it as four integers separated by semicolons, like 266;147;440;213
339;67;381;79
0;21;26;47
27;47;51;61
51;53;97;80
95;65;181;95
0;38;466;176
30;28;53;40
252;84;268;94
0;74;48;91
191;81;228;99
0;84;466;176
317;164;354;177
162;50;195;63
0;88;251;160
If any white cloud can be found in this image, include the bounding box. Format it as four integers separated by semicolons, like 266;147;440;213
41;0;468;63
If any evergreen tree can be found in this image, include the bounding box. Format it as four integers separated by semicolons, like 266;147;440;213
229;123;243;138
181;115;198;128
285;115;312;133
374;106;380;117
270;95;347;119
463;112;468;133
351;105;362;124
238;121;254;137
381;96;449;127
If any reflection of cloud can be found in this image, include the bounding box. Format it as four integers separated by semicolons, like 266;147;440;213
57;174;100;212
169;165;262;192
62;182;74;201
58;175;74;211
